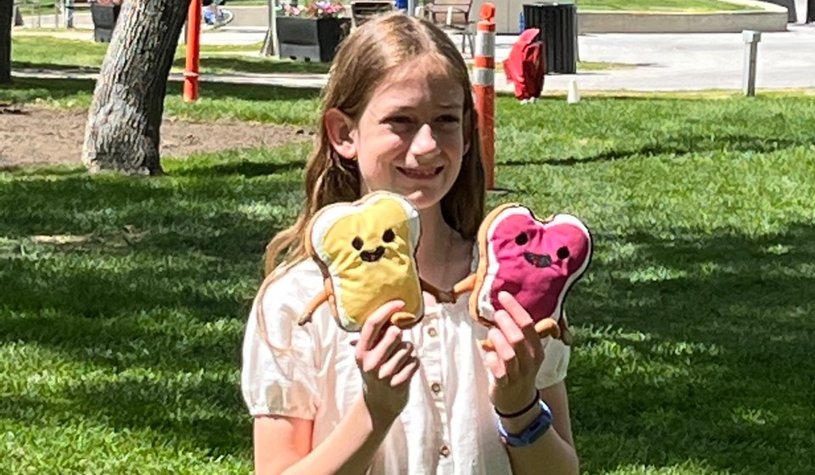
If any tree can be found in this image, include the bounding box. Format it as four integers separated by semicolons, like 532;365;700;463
0;0;12;84
807;0;814;24
82;0;191;175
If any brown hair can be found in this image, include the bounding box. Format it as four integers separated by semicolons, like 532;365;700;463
263;12;485;276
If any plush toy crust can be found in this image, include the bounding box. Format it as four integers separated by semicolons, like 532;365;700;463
302;190;425;332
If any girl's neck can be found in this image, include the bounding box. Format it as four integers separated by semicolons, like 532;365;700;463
416;205;470;288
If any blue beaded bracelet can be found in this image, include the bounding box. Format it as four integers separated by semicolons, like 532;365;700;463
497;399;553;448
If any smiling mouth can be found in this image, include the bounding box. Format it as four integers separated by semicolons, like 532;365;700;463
360;246;386;262
523;252;552;268
396;166;444;179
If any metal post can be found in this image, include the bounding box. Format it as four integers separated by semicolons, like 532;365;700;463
742;30;761;97
183;0;203;102
65;0;74;28
473;3;496;190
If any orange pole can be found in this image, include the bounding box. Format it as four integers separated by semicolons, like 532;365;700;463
473;3;496;190
183;0;202;102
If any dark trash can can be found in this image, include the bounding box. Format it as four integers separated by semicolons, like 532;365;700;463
522;2;577;74
91;3;122;43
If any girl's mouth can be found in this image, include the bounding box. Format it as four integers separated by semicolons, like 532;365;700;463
396;166;444;180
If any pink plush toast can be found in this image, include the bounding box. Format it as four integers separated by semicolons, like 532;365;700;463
456;204;592;345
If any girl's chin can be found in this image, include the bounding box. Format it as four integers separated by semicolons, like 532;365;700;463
398;189;446;211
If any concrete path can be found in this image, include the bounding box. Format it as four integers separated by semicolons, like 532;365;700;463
12;20;815;93
196;24;815;93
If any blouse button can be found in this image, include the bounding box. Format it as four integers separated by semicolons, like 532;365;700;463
427;327;438;337
431;382;442;394
439;445;451;457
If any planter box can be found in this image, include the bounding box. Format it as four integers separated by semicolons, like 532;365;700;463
91;3;122;43
276;16;351;63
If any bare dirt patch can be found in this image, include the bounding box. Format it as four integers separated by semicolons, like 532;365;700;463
0;104;311;169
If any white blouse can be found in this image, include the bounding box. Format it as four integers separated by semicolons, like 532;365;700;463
241;258;571;475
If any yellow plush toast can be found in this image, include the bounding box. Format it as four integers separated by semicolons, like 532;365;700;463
299;190;452;332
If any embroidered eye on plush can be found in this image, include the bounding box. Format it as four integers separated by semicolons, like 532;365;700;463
352;237;364;251
383;229;395;243
557;246;570;260
515;232;528;246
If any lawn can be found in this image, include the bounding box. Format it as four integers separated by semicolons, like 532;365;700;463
9;34;334;76
1;74;814;474
9;34;635;76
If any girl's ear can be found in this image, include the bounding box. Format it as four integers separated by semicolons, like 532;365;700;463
324;108;357;160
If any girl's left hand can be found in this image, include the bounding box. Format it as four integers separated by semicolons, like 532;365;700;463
483;291;552;415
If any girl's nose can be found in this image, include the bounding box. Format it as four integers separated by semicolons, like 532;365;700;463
408;123;439;160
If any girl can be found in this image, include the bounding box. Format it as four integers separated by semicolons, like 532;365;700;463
241;12;579;475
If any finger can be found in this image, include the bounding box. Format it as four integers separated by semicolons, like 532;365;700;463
484;348;507;384
363;325;403;372
488;326;520;380
494;309;529;354
378;342;414;379
357;300;405;354
390;358;420;388
498;291;537;337
498;292;540;359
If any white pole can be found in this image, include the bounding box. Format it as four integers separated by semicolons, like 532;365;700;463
66;0;74;28
271;0;279;57
742;30;761;97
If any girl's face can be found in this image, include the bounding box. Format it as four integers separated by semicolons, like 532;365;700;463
327;57;469;211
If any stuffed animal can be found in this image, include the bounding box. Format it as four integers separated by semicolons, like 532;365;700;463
453;204;592;347
299;190;453;332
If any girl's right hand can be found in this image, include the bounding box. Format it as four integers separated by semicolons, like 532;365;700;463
354;300;420;423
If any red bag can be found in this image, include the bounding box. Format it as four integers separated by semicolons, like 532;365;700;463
503;28;546;101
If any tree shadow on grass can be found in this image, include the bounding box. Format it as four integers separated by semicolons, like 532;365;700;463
501;135;807;168
174;157;307;178
564;223;815;475
171;56;332;75
0;76;322;104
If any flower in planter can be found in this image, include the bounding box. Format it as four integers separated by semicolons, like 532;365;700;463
280;0;347;18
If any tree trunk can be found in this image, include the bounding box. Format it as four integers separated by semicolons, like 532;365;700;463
807;0;814;23
0;0;12;84
82;0;190;175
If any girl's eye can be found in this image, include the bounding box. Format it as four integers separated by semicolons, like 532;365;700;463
437;114;461;123
385;115;412;125
382;229;395;243
352;237;364;250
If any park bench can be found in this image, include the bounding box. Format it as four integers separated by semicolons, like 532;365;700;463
422;0;474;55
350;1;394;28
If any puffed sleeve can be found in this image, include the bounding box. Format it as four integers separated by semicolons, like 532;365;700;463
535;314;573;389
240;264;323;419
536;338;571;389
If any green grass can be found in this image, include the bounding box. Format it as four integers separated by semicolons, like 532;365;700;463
10;35;333;76
0;77;322;125
2;81;815;474
578;0;754;12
